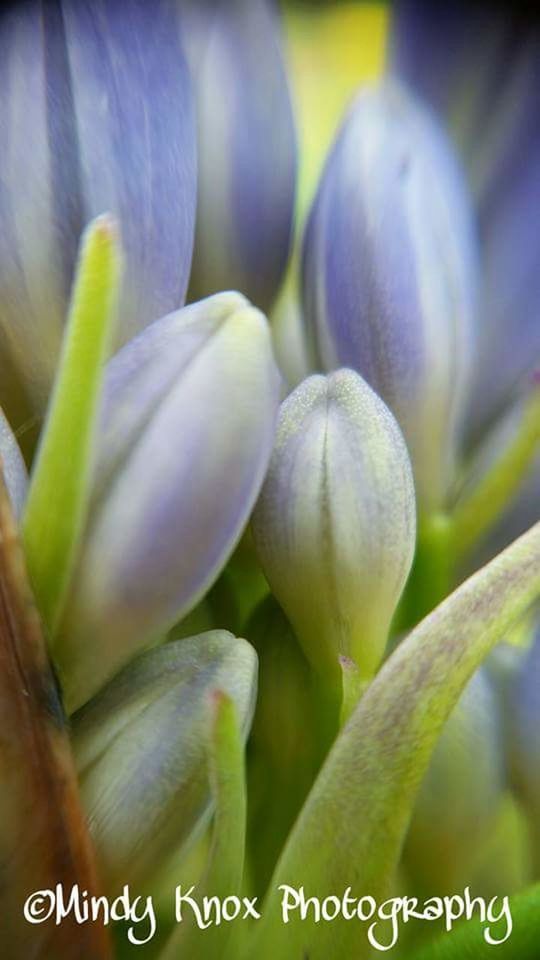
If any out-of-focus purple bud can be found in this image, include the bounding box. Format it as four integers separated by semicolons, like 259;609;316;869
185;0;297;312
56;292;280;712
509;627;540;868
404;667;504;892
252;369;416;681
389;0;540;436
302;82;476;509
0;0;196;428
0;409;27;520
73;631;257;894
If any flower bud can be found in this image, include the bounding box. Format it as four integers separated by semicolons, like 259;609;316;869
251;369;416;681
302;81;476;508
186;0;297;312
0;0;196;428
56;292;280;712
390;1;540;436
0;408;27;519
72;631;257;894
404;668;504;892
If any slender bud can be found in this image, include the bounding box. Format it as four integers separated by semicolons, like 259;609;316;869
72;631;257;894
186;0;297;312
302;81;476;508
252;369;416;681
57;292;280;712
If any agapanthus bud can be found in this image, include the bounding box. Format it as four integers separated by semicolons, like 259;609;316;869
302;81;476;508
57;292;280;712
186;0;297;312
252;369;416;681
0;0;196;428
404;668;503;892
0;409;27;519
72;631;257;893
390;0;540;436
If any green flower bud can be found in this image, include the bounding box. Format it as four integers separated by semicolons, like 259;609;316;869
72;631;257;894
251;369;416;681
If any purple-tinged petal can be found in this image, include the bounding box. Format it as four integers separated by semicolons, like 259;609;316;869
252;369;416;682
186;0;297;312
0;408;27;520
0;0;197;428
63;0;197;343
56;292;280;712
389;0;540;435
302;81;477;508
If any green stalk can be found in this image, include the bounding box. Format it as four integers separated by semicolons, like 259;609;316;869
452;386;540;559
408;884;540;960
23;215;121;633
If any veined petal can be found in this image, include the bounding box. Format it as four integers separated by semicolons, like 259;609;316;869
72;631;257;894
56;292;280;712
63;0;197;344
186;0;297;312
302;81;477;509
0;0;197;427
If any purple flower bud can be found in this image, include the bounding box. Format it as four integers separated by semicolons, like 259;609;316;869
302;82;477;508
389;0;540;435
0;0;196;426
186;0;297;312
252;369;416;681
56;292;280;712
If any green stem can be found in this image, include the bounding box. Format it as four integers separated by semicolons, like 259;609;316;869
452;386;540;559
23;216;120;633
407;883;540;960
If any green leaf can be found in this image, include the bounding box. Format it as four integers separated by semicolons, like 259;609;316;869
161;691;247;960
408;883;540;960
23;215;121;633
250;521;540;960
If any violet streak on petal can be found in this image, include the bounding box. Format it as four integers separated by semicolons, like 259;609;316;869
0;0;196;428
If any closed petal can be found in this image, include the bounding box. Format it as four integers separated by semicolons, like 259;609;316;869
186;0;297;312
57;292;280;711
73;631;257;893
389;0;540;433
302;82;476;508
252;369;416;680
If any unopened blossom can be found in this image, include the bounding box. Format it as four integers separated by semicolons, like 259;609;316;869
56;292;280;712
252;368;416;681
185;0;297;312
302;82;476;508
